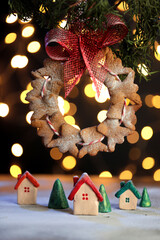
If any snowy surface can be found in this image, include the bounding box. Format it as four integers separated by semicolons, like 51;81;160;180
0;175;160;240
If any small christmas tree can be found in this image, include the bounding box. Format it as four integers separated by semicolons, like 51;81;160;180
48;179;69;209
99;184;111;213
139;187;151;207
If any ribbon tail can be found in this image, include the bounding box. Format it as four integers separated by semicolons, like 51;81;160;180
79;37;106;97
64;66;84;98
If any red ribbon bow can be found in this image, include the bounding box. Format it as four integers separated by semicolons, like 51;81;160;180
45;14;128;98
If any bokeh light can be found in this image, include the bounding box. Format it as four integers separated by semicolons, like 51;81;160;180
11;55;28;68
145;94;153;107
59;19;67;28
97;110;107;123
10;165;22;178
72;125;80;130
6;13;18;24
137;63;149;76
117;1;129;11
153;169;160;181
20;90;30;104
27;41;41;53
0;103;9;117
62;156;76;170
64;115;75;125
11;143;23;157
141;126;153;140
154;46;160;61
127;131;139;144
26;82;33;91
119;170;133;180
142;157;155;170
84;83;95;98
152;95;160;109
5;32;17;44
58;96;65;115
67;103;77;116
18;18;32;24
50;147;63;160
26;111;33;124
99;171;112;178
39;4;47;13
95;85;110;103
22;25;35;37
63;100;70;114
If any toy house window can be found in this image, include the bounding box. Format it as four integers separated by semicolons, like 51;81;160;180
125;197;130;203
24;187;30;192
82;193;88;200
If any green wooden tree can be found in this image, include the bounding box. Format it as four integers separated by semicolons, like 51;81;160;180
139;187;151;207
48;179;69;209
99;184;111;213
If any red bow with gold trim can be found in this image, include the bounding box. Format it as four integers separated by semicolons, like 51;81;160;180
45;14;128;98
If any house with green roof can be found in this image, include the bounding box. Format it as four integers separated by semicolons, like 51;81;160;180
115;180;141;210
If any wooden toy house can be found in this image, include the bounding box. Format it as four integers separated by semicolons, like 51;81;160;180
115;180;141;210
14;171;40;205
68;173;103;215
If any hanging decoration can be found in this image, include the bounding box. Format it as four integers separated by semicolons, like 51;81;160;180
8;0;160;157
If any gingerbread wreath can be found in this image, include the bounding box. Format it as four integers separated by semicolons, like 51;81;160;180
26;46;142;158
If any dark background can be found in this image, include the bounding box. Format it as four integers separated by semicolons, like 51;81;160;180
0;2;160;176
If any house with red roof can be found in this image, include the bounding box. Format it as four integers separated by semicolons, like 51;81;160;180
14;171;40;205
68;173;103;215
